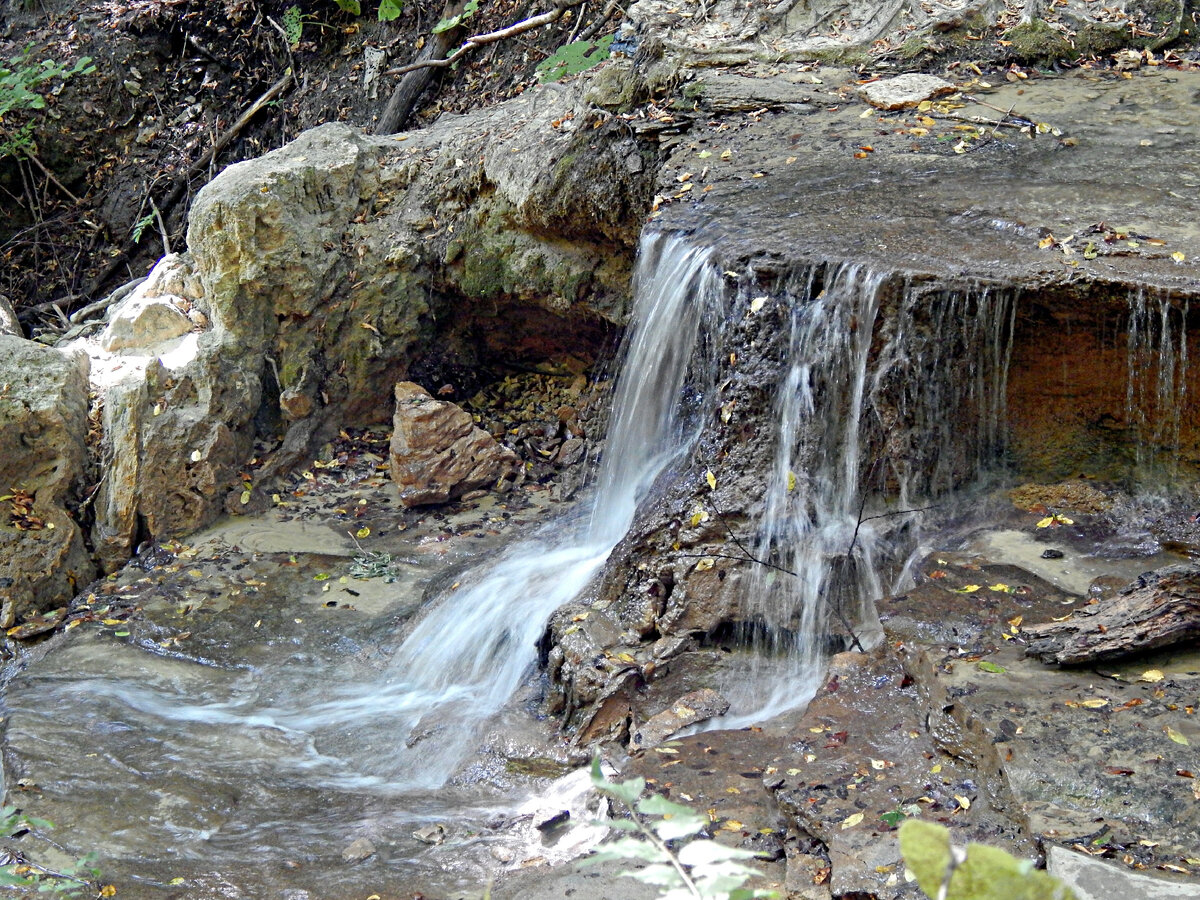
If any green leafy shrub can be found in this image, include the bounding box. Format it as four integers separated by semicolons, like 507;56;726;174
899;820;1077;900
0;46;94;159
589;757;778;900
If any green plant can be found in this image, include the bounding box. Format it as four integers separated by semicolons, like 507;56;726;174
588;757;778;900
332;0;403;21
899;820;1077;900
433;0;479;34
283;5;304;46
0;806;108;896
0;46;94;159
536;34;614;82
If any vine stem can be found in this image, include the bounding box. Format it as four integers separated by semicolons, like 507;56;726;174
612;795;702;899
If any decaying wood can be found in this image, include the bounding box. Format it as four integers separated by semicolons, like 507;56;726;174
1024;564;1200;665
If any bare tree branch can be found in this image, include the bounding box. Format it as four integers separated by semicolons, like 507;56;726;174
380;0;588;79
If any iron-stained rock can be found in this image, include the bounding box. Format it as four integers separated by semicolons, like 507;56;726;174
389;381;519;507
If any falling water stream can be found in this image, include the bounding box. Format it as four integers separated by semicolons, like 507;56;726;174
3;228;1195;897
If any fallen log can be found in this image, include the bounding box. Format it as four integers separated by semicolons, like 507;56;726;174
1024;564;1200;665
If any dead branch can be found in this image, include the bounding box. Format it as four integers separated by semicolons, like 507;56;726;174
380;0;587;79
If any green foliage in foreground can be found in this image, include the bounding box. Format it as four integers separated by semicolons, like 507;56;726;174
0;806;106;896
589;757;778;900
900;820;1077;900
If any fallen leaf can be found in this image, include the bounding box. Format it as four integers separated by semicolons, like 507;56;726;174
954;795;971;810
356;526;370;539
841;813;864;829
750;297;767;313
1166;726;1189;745
705;470;717;490
978;661;1006;674
695;557;715;571
953;584;981;593
1080;698;1109;709
1139;669;1165;683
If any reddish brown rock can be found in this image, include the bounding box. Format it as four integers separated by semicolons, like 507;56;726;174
389;381;520;507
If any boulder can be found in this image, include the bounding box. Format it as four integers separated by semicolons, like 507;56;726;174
389;381;519;506
0;335;95;625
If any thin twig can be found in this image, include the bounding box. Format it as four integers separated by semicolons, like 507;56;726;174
150;198;170;257
24;150;82;204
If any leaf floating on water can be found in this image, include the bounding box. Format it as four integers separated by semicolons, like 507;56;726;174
695;557;716;572
1080;698;1109;709
952;584;981;593
749;296;767;314
356;526;371;539
1166;726;1189;745
841;813;864;829
697;149;712;158
314;573;331;581
954;795;971;810
705;470;717;490
978;661;1006;674
1172;251;1187;263
1139;669;1165;683
988;583;1011;593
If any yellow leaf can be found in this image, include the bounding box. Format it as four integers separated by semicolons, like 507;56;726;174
1038;236;1056;250
356;526;371;539
617;652;636;663
101;618;123;626
1080;698;1109;709
988;583;1010;593
859;108;875;118
1172;251;1186;263
725;786;741;794
749;296;767;313
1167;726;1189;745
931;764;942;774
722;819;744;831
100;886;117;898
917;100;933;111
695;557;715;572
954;795;971;810
1139;669;1165;683
787;471;797;492
720;149;732;160
189;449;202;462
654;747;679;755
697;149;712;158
953;584;981;593
705;470;717;490
870;758;886;770
239;490;251;505
841;813;864;829
1036;517;1055;528
169;878;185;886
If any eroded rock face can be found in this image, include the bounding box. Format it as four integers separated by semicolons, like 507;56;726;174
0;335;94;624
77;75;662;564
389;382;519;506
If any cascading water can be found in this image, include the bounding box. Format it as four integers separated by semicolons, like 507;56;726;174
1126;289;1190;477
713;265;1017;726
308;233;729;789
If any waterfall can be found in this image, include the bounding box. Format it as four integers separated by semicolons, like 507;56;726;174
266;232;729;789
714;264;1016;725
1127;289;1190;477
